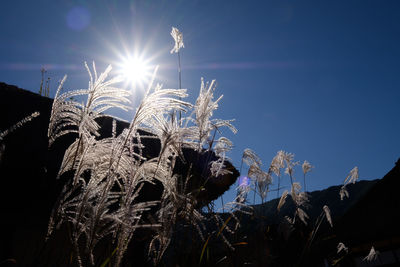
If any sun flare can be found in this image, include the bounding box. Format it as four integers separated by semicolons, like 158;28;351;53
120;56;151;87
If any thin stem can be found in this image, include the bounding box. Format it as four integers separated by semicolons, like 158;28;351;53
239;156;244;175
298;211;325;265
177;51;182;126
238;156;245;203
289;173;294;187
277;174;281;198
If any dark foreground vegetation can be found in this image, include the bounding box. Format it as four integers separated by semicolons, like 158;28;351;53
1;82;399;266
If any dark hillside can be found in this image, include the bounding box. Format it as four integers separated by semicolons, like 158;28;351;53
251;179;378;225
0;83;69;265
196;162;399;267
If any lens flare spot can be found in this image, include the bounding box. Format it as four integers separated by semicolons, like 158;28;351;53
239;176;250;187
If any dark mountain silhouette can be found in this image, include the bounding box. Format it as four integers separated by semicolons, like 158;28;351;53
329;159;400;266
178;160;398;267
250;178;378;225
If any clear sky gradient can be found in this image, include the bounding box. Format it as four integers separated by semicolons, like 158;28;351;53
1;0;399;206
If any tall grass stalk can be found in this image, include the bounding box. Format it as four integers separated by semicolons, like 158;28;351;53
170;27;184;125
41;26;362;266
45;47;239;265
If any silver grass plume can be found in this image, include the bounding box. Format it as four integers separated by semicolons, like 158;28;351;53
302;160;313;191
0;111;40;141
148;161;204;264
337;242;348;254
111;118;117;138
277;190;289;211
192;78;236;151
47;62;130;146
235;179;251;204
210;137;234;176
363;246;379;262
0;111;40;164
344;166;359;185
170;27;184;54
214;137;233;157
339;186;349;200
170;26;184;123
242;148;262;168
257;172;272;202
302;160;313;174
247;163;271;203
46;63;169;266
290;182;302;204
296;192;309;207
284;153;298;180
120;67;190;153
306;205;335;256
323;205;333;227
270;150;285;177
295;207;309;225
144;111;192;163
339;166;359;200
210;158;230;177
291;182;310;225
48;133;156;266
269;150;286;197
223;201;253;216
270;152;311;224
242;149;271;203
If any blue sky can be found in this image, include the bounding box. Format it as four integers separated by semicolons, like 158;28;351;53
1;0;400;206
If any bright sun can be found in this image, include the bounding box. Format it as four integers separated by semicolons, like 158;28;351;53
120;56;151;87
